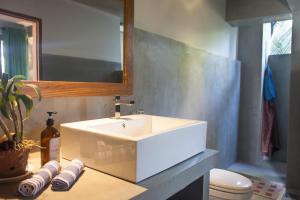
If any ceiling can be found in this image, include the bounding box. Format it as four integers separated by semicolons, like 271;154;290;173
72;0;124;18
286;0;300;11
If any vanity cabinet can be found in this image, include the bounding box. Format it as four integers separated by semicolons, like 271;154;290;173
168;177;205;200
0;150;217;200
133;149;217;200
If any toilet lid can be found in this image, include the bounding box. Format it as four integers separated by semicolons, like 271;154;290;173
210;169;252;194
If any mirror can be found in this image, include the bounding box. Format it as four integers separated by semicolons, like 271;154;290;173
0;0;126;83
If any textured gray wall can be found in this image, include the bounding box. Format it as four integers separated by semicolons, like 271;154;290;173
237;26;291;167
287;10;300;197
226;0;291;26
287;0;300;11
268;55;291;163
132;29;241;168
24;28;241;169
25;96;114;141
237;24;264;165
135;0;238;59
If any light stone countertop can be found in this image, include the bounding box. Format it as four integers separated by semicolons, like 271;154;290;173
0;149;218;200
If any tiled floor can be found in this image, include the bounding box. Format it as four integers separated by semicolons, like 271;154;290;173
228;162;286;184
228;162;292;200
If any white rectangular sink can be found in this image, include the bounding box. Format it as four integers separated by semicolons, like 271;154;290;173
61;115;207;182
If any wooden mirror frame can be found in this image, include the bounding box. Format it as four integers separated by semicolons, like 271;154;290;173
0;0;134;97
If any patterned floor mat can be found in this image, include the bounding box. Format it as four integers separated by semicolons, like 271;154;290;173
250;177;286;200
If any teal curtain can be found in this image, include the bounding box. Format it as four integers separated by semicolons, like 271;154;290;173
2;27;28;79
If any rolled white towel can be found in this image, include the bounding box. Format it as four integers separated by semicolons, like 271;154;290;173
51;159;84;191
18;160;61;197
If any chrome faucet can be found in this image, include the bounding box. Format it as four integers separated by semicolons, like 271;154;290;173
114;96;135;118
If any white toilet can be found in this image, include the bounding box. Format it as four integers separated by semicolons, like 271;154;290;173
209;169;253;200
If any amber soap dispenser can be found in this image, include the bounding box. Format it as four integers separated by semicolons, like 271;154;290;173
41;112;61;166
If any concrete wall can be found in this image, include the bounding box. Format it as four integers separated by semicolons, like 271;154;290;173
226;0;291;26
135;0;238;59
25;27;241;169
236;18;291;167
25;96;114;141
287;0;300;11
232;1;297;196
237;24;264;165
12;0;242;169
287;8;300;197
268;55;291;163
0;0;122;62
132;29;241;168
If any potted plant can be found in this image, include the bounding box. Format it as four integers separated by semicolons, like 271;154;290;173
0;73;41;178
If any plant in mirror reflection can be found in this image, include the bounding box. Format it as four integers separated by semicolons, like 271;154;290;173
0;73;41;151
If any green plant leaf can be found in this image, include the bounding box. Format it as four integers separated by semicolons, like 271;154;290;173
18;94;33;118
8;94;16;102
15;81;25;88
24;84;42;101
5;75;26;98
0;98;11;120
0;73;41;144
8;95;18;108
10;75;26;81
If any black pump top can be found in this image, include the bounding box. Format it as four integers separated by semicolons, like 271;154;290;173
47;112;57;126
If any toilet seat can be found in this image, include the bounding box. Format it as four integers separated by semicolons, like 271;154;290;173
209;169;253;200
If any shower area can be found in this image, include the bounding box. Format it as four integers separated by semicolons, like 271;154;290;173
229;19;292;185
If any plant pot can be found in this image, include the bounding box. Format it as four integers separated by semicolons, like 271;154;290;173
0;147;30;178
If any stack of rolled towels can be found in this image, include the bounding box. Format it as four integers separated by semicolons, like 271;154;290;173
18;159;84;197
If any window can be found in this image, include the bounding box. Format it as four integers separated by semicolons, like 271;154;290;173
263;20;292;56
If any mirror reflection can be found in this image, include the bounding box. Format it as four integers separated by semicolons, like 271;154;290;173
0;0;124;83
